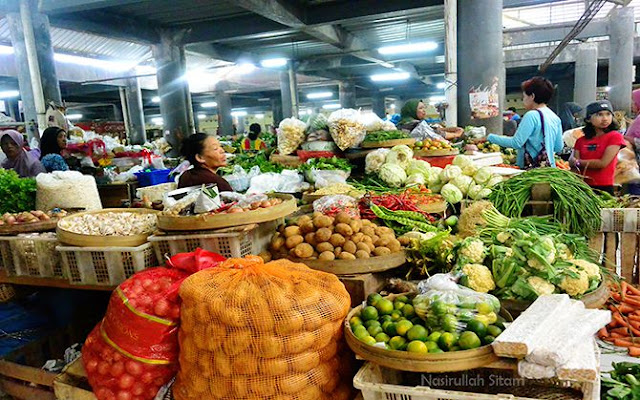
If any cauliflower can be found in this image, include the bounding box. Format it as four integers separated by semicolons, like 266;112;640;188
379;163;407;187
473;167;493;185
526;236;556;270
468;184;492;200
403;231;437;241
527;276;555;296
385;145;414;169
569;259;601;280
365;148;390;174
558;266;589;296
555;243;573;260
460;264;496;293
457;238;486;264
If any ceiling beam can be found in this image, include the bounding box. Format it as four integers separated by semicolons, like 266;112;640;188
504;19;609;46
48;11;160;44
306;0;443;25
39;0;148;15
182;15;293;44
503;0;569;8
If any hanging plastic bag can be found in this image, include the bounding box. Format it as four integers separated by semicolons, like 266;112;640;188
328;109;366;150
360;112;384;132
313;194;360;218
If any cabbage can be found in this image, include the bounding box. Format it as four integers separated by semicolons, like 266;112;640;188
365;148;390;174
441;183;463;204
440;165;462;182
452;155;474;169
462;164;478;177
468;184;492;200
406;173;425;187
424;167;442;186
385;145;414;169
379;163;407;188
429;183;444;193
486;175;503;187
452;175;474;196
474;167;493;184
406;159;431;177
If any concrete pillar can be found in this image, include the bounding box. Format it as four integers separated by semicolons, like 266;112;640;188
457;0;504;134
28;0;61;107
444;0;458;126
608;6;635;113
152;32;193;156
280;71;293;119
271;98;283;125
339;81;356;109
5;99;19;121
371;93;386;118
215;88;233;136
574;43;598;112
236;117;245;134
124;77;146;145
288;62;299;118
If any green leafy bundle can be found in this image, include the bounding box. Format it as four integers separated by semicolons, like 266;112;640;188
602;362;640;400
0;169;36;214
298;157;352;172
363;130;409;143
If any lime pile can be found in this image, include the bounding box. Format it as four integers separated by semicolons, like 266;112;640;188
349;293;505;353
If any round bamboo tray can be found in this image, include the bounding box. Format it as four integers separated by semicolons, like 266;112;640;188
417;200;447;214
157;194;297;231
414;148;459;157
291;251;406;275
500;281;609;318
361;138;416;149
0;219;59;236
344;293;508;373
56;208;159;247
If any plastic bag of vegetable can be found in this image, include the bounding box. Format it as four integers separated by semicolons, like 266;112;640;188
412;274;502;349
365;148;390;175
328;109;366;150
385;145;414;169
313;194;360;218
82;249;225;400
360;112;384;132
379;163;407;188
277;117;307;155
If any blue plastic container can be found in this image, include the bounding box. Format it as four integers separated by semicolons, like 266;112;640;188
134;169;171;187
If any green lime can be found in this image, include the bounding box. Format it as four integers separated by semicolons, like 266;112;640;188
482;335;496;345
430;300;448;316
367;293;383;307
466;320;487;338
367;325;383;336
349;316;363;329
429;348;444;354
476;302;493;315
383;322;397;336
375;332;390;343
390;311;403;321
406;340;429;354
364;320;381;329
415;141;424;148
394;301;406;311
375;299;394;316
388;336;407;351
361;306;379;321
410;317;423;326
353;325;369;340
457;310;474;323
441;315;459;333
486;312;498;324
459;301;476;309
406;325;429;342
428;331;442;343
402;304;416;318
395;295;410;304
487;325;502;338
396;320;414;337
425;341;439;352
361;335;377;345
458;331;481;350
438;332;457;351
380;315;393;323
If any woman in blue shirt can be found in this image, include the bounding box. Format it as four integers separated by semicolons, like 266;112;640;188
487;77;563;168
39;127;69;172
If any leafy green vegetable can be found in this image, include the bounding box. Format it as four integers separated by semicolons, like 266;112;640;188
602;362;640;400
297;157;351;172
0;169;36;214
218;151;284;175
363;130;409;142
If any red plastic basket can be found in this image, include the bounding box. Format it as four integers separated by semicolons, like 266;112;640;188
415;155;456;169
296;150;342;162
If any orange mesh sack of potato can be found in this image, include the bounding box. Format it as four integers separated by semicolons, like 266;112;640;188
173;256;355;400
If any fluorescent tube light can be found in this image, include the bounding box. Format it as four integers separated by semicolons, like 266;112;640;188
370;72;410;82
260;58;287;68
378;41;438;55
322;103;341;110
66;113;83;120
201;102;217;108
306;92;332;99
0;90;19;99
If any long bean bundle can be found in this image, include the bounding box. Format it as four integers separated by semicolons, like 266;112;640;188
488;168;603;237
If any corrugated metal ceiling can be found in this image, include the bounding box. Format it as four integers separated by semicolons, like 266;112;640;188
102;0;251;25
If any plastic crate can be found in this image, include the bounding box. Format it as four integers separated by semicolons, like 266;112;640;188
57;242;157;286
148;221;275;263
134;169;171;187
0;239;16;276
601;208;640;233
354;362;598;400
10;234;63;278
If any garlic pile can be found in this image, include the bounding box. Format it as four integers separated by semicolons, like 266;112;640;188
59;212;157;236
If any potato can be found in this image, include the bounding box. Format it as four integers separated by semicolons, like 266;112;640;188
338;252;356;260
334;247;342;257
318;251;335;261
362;235;373;245
351;232;364;244
375;226;393;236
312;212;323;219
299;222;316;234
398;236;411;246
343;240;357;254
294;243;314;259
387;239;402;252
297;215;312;226
316;242;334;253
361;219;372;226
375;235;394;248
335;223;353;237
370;235;380;244
305;232;317;246
355;250;370;259
315;228;332;242
329;233;346;247
335;212;351;225
361;227;376;237
285;226;301;238
286;235;304;249
365;242;376;252
313;215;332;229
349;219;362;234
258;251;272;263
270;234;285;251
373;247;391;256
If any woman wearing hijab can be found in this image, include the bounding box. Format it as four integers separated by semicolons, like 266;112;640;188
396;99;461;140
559;102;583;132
40;126;69;172
0;130;46;178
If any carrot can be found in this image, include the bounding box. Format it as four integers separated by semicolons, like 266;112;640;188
617;304;637;314
629;347;640;357
599;327;609;337
623;297;640;308
612;327;630;335
611;332;627;339
621;281;628;299
627;284;640;296
615;338;634;347
624;294;640;301
630;320;640;330
628;315;640;322
603;336;617;343
613;312;629;327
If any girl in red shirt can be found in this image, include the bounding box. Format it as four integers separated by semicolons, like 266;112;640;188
570;100;626;194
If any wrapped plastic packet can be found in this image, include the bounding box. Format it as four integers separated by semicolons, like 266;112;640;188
223;165;250;192
360;112;384;132
413;274;501;334
313;169;349;189
313;194;360;218
193;185;221;214
277;117;306;155
328;109;366;150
